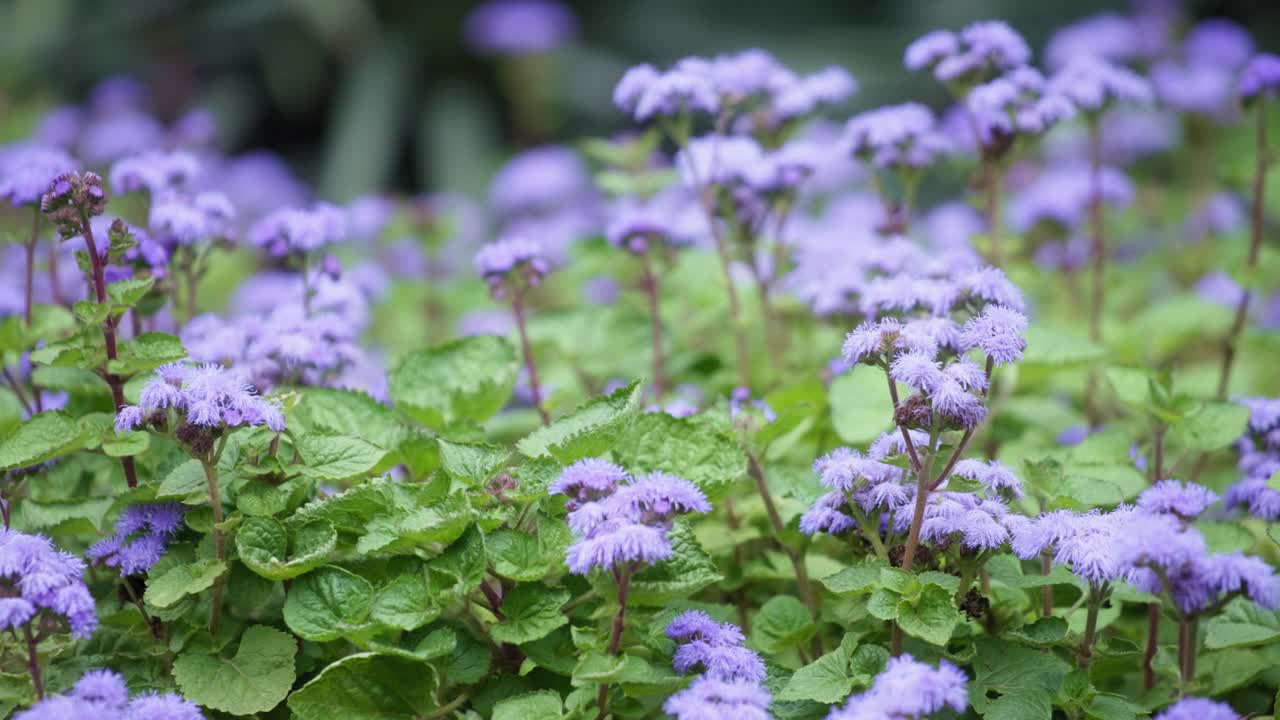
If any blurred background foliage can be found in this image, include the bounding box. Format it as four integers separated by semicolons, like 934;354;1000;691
2;0;1278;204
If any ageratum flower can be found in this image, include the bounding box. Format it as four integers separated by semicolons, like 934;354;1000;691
1008;164;1134;232
1240;53;1280;101
666;611;767;683
952;459;1022;498
554;460;710;574
1225;397;1280;520
0;529;97;638
463;0;577;55
86;502;185;576
1010;506;1139;586
771;66;858;119
966;67;1076;144
904;20;1030;85
114;362;285;435
663;677;771;720
0;144;76;207
13;668;204;720
489;145;595;218
1137;480;1218;521
247;203;347;257
1044;13;1147;70
1047;56;1153;113
1152;698;1240;720
606;187;707;253
149;191;236;247
1183;19;1253;69
842;103;952;169
474;236;550;299
826;654;968;719
109;150;201;195
915;492;1013;551
960;305;1028;366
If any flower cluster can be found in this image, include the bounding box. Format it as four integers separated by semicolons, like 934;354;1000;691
247;203;348;258
905;20;1030;86
1152;697;1240;720
662;611;770;720
1046;56;1153;114
14;669;203;720
86;502;185;577
825;654;968;719
40;171;107;237
109;150;200;195
551;459;710;574
1150;19;1253;121
463;0;577;56
966;67;1076;148
842;103;951;170
474;236;551;299
1240;53;1280;103
0;144;76;207
1225;397;1280;520
114;362;285;438
0;529;97;638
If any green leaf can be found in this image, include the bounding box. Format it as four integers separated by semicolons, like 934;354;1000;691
750;595;816;654
107;277;155;308
283;565;376;641
610;410;746;494
357;494;473;555
296;433;386;482
821;560;888;595
970;638;1070;720
1172;401;1251;452
1020;325;1106;367
895;583;958;647
488;529;556;582
14;498;113;534
288;652;439;720
776;635;884;703
388;335;518;427
1204;598;1280;649
156;459;208;503
173;624;297;716
236;517;336;581
101;430;149;457
490;584;571;645
429;525;488;595
492;691;563;720
106;332;186;375
1007;617;1069;646
0;411;83;470
1105;367;1151;408
438;438;509;482
371;560;440;631
625;523;723;606
517;380;642;463
829;366;894;444
292;387;404;449
143;559;226;609
570;653;678;687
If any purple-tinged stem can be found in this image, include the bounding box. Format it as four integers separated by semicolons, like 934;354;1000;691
747;452;820;656
23;209;39;328
595;564;634;720
1216;102;1269;401
1143;602;1160;689
1078;591;1102;670
3;368;34;417
23;624;43;699
77;211;138;489
883;367;923;474
640;251;666;397
511;291;550;426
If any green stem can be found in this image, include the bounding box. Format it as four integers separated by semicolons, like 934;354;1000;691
201;460;226;636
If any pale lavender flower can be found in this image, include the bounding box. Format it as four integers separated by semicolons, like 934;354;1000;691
1138;480;1218;520
463;0;577;55
109;150;201;195
1184;19;1253;69
78;110;165;166
474;236;549;298
1240;53;1280;101
664;677;771;720
960;305;1027;365
1008;164;1133;231
149;191;235;246
826;654;968;719
813;447;898;492
0;144;77;207
952;459;1021;498
15;668;204;720
799;492;857;536
906;21;1029;85
904;30;959;71
489;145;593;217
115;362;285;434
629;68;720;121
606;187;707;253
1152;61;1239;120
1048;56;1153;112
1153;698;1240;720
0;529;97;638
1045;13;1145;70
248;203;347;257
843;103;951;169
772;66;858;118
1185;193;1247;242
87;503;185;577
667;612;766;683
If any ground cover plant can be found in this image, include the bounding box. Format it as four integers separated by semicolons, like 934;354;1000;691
2;1;1280;718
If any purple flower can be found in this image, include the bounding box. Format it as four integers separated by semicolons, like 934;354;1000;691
967;68;1076;143
1152;61;1239;120
1009;163;1134;231
772;66;858;118
813;447;898;492
663;677;771;720
473;236;550;297
463;0;577;55
905;21;1029;85
1184;19;1253;69
87;503;185;577
0;144;76;207
667;612;766;683
904;30;959;72
606;188;707;253
15;668;205;720
109;150;201;195
149;191;235;246
489;145;594;217
0;529;97;638
126;693;206;720
116;362;285;435
1153;698;1240;720
799;492;857;536
1045;13;1146;70
1240;53;1280;101
952;459;1021;498
960;305;1027;366
247;203;347;257
73;669;129;707
1047;56;1153;113
564;520;672;574
628;68;720;121
78;110;165;166
1137;480;1218;520
826;654;968;719
842;103;951;169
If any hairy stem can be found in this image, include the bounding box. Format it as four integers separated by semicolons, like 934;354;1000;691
595;565;634;720
1085;118;1106;426
511;291;550;425
640;251;666;397
1078;588;1105;670
201;460;226;636
1143;602;1160;689
748;453;820;655
1041;554;1054;618
1216;103;1269;400
1179;616;1199;683
78;211;138;489
883;367;922;473
23;624;43;700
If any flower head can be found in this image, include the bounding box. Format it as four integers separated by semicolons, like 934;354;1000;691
1138;480;1218;521
1241;53;1280;102
87;503;185;577
1152;698;1239;720
0;529;97;638
0;144;76;207
115;362;285;437
826;654;968;719
663;677;772;720
247;203;347;257
1047;56;1153;113
463;0;577;55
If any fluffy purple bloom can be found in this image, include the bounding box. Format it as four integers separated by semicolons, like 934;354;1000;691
0;144;76;207
1011;507;1140;586
463;0;577;55
826;655;968;719
676;135;766;188
631;68;720;121
473;236;550;298
564;520;672;574
0;529;97;638
87;503;185;577
125;693;206;720
78;110;166;166
960;305;1027;365
1045;13;1147;70
247;203;347;257
905;21;1029;85
1047;56;1153;112
606;188;707;253
667;612;766;683
772;66;858;118
799;492;858;536
115;362;285;434
1225;477;1280;521
1152;60;1239;120
550;458;628;508
1009;163;1134;231
952;459;1021;498
663;677;771;720
15;668;204;720
904;30;959;71
109;150;200;195
612;472;712;523
1138;480;1218;520
843;103;951;169
1240;53;1280;101
813;447;898;492
149;191;235;246
1153;698;1240;720
489;145;593;217
967;68;1076;142
1184;19;1253;69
